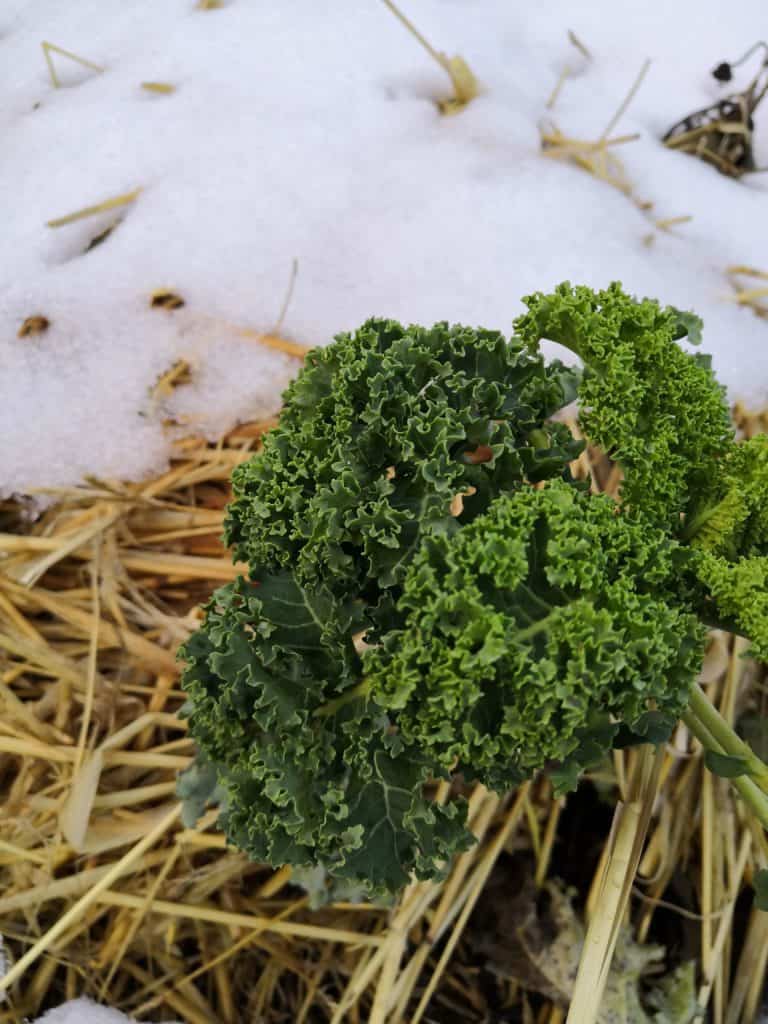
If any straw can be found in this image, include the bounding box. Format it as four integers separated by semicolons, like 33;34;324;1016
379;0;478;113
41;41;103;89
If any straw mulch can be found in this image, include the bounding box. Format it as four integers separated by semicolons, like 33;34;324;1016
0;406;766;1023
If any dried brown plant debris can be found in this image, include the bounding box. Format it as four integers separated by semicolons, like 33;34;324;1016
150;290;186;311
726;264;768;320
150;360;193;403
540;59;690;238
18;315;50;339
379;0;478;115
663;42;768;178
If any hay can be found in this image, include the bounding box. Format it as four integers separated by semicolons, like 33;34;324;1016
726;265;768;320
41;42;104;90
541;59;693;242
378;0;478;114
0;410;766;1022
140;84;176;96
46;190;142;230
540;59;650;198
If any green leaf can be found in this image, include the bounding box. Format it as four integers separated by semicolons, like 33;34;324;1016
514;282;732;528
341;747;471;892
551;718;620;796
181;568;471;895
366;481;704;791
177;294;737;899
613;711;677;749
704;750;750;778
176;757;226;827
670;308;703;346
552;360;582;405
685;435;768;558
754;868;768;911
225;317;581;603
693;553;768;662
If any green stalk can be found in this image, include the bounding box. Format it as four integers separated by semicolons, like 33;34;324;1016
686;684;768;793
682;701;768;830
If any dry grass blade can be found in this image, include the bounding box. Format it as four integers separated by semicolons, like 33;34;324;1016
545;29;594;111
0;805;182;996
600;59;650;142
41;41;103;89
151;359;193;402
273;257;299;334
140;82;176;94
409;786;531;1023
725;264;768;319
196;315;309;358
567;746;664;1022
379;0;478;113
46;188;141;229
540;60;650;201
540;126;638;194
541;58;690;239
567;29;592;62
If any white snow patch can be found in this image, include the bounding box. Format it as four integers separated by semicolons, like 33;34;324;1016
31;998;179;1024
1;0;767;499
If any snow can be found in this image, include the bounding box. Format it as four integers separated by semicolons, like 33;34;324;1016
1;0;767;503
31;999;179;1024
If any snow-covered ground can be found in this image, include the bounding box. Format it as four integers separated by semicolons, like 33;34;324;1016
1;0;767;500
31;998;176;1024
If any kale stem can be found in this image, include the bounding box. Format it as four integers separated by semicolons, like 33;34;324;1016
682;700;768;830
687;684;768;793
314;679;371;718
515;613;555;642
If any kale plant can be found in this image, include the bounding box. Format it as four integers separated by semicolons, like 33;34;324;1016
179;285;768;899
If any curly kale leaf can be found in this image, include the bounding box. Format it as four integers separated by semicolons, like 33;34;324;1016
679;434;768;661
225;318;582;603
692;554;768;662
513;282;733;528
365;481;705;792
179;572;470;897
685;434;768;558
178;298;754;896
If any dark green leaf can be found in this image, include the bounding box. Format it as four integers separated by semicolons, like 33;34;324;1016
754;868;768;911
704;750;750;778
613;711;677;748
225;317;581;602
738;710;768;761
